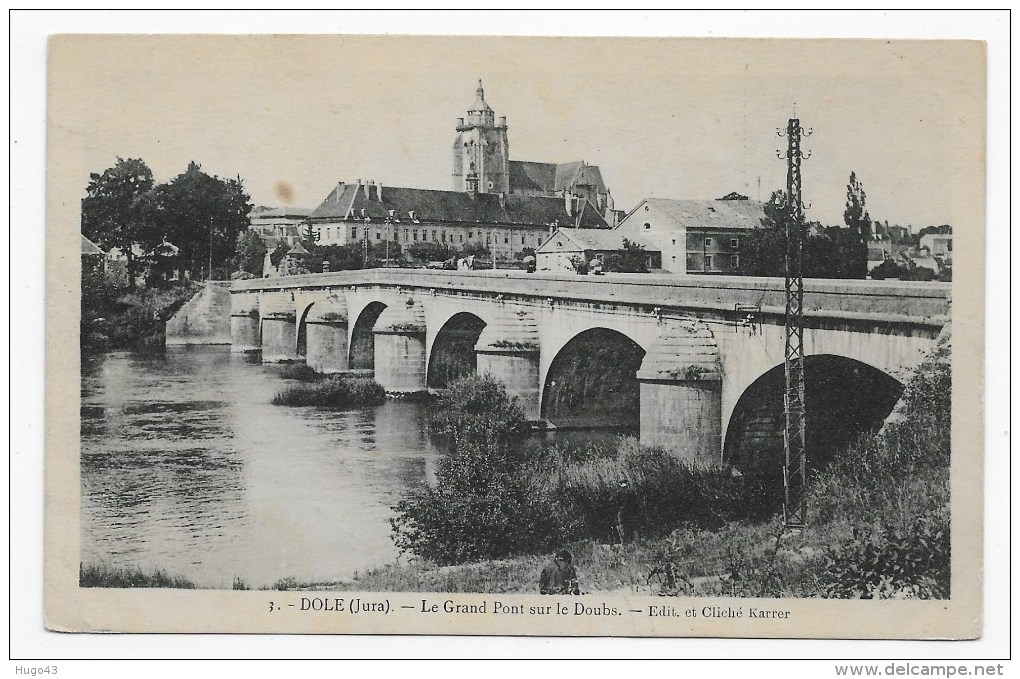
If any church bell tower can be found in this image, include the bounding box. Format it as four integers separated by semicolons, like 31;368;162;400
452;80;510;194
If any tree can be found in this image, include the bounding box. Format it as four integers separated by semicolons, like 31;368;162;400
235;230;266;277
844;171;871;244
153;162;252;280
738;189;867;279
81;157;157;290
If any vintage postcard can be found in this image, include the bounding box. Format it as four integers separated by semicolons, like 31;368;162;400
45;33;985;639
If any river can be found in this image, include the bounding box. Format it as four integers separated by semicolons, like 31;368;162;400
80;346;626;589
80;346;445;589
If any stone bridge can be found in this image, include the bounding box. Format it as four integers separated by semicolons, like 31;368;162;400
230;270;950;469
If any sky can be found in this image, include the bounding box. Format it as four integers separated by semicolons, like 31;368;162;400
49;31;984;231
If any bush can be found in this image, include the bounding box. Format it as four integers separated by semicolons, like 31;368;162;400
807;333;951;598
391;376;570;564
821;508;950;599
279;364;321;381
272;375;386;408
537;437;771;542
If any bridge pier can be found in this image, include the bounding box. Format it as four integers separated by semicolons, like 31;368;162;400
304;296;350;374
260;294;298;363
373;297;427;393
230;293;261;352
475;309;541;419
636;323;723;466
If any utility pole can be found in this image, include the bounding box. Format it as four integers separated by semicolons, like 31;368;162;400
208;216;213;281
778;117;811;528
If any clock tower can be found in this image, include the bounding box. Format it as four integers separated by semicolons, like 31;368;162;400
452;80;510;194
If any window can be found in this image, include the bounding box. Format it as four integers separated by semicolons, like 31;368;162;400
351;227;358;240
404;229;409;241
705;255;713;269
326;227;332;240
393;231;399;242
376;231;381;240
731;254;739;268
730;237;739;248
432;230;438;242
643;222;651;230
486;233;491;244
459;235;464;243
413;230;418;241
672;238;676;245
468;231;473;239
504;236;509;244
521;235;526;244
705;237;713;247
441;231;446;243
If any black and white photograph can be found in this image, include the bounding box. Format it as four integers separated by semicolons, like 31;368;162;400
32;19;995;648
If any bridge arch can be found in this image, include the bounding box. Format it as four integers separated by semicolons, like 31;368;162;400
426;312;487;389
723;354;904;476
541;327;646;429
349;301;387;370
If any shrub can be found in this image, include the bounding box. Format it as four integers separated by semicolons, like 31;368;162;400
821;508;950;599
537;437;771;542
272;375;386;408
279;363;321;381
807;332;951;598
391;376;569;564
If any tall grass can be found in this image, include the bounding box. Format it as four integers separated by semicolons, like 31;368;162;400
79;563;196;589
279;363;321;382
272;375;386;408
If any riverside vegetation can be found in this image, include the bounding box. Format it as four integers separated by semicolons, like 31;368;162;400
271;366;386;409
356;334;951;599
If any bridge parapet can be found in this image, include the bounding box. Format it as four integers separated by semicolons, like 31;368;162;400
232;270;950;329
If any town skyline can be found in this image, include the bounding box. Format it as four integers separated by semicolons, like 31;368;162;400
58;35;982;235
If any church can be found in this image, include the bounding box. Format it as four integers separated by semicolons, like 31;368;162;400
309;82;619;256
452;81;616;218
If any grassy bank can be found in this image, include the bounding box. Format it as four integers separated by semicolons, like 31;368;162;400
80;563;196;589
272;373;386;408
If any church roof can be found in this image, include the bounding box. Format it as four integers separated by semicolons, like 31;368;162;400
309;182;609;229
508;160;608;195
620;198;766;232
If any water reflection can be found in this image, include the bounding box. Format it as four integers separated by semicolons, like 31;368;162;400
80;347;439;589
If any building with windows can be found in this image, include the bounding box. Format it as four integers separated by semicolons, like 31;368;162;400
249;206;312;249
535;228;659;273
308;179;609;258
615;196;765;274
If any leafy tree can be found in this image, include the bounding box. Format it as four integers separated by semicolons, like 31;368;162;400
269;242;290;268
81;157;158;290
603;238;650;273
152;162;252;280
844;171;871;244
235;230;267;276
738;189;867;279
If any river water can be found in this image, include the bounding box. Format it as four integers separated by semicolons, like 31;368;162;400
80;346;443;589
81;346;627;589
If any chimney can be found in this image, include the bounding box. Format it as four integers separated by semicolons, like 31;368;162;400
336;181;344;203
498;116;507;128
565;193;574;217
457;117;465;128
377;182;383;202
364;181;372;200
499;192;506;209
